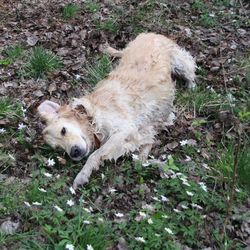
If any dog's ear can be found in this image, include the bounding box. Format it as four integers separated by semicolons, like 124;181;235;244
37;100;60;121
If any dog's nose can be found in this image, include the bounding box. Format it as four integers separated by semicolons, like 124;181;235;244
70;145;83;159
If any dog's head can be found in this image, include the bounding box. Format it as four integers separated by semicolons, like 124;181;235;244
37;100;95;161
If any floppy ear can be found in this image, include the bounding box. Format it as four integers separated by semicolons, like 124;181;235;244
37;100;60;121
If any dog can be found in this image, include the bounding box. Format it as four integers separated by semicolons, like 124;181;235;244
38;33;196;189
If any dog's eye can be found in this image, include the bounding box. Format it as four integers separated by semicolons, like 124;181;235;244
61;127;66;136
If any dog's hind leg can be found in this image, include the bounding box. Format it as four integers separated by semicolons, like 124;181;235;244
170;47;196;90
139;144;152;162
100;44;123;58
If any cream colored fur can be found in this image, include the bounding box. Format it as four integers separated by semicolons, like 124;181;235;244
38;33;196;189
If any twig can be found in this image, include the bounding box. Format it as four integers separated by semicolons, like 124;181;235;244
220;134;241;240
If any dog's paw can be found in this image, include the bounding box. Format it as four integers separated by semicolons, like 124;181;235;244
73;173;89;190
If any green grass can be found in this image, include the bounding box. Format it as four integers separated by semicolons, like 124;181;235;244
84;1;100;13
95;19;120;34
84;55;112;85
24;46;61;78
62;3;80;19
4;44;24;59
0;98;23;121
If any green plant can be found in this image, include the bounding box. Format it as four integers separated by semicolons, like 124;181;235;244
4;44;24;59
200;13;216;27
84;55;112;85
62;3;80;19
24;46;61;78
0;98;23;120
96;19;120;34
84;1;100;13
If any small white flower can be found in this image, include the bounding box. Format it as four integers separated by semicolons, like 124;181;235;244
24;201;31;207
176;172;183;176
160;195;169;202
75;74;81;80
115;212;124;218
86;244;94;250
98;217;104;223
148;218;153;224
21;107;27;114
182;181;191;187
191;203;203;210
135;237;146;243
173;208;181;213
235;188;240;193
101;173;105;180
83;220;91;224
184;156;192;162
44;172;52;178
109;187;117;193
18;123;26;130
165;227;174;235
202;215;207;219
32;202;42;206
155;233;160;237
180;140;188;146
67;199;75;207
83;207;91;213
152;196;159;201
199;182;207;192
69;186;76;195
139;211;147;218
181;204;188;209
209;12;215;17
47;158;55;166
38;187;47;193
162;215;168;219
54;205;63;212
142;161;150;167
65;244;74;250
0;128;6;134
132;154;139;161
186;191;194;197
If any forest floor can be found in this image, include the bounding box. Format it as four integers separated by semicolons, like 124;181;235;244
0;0;249;249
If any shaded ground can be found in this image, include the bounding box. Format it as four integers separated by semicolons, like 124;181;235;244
0;0;250;249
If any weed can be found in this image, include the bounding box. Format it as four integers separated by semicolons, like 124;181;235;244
84;1;100;13
84;55;112;85
0;98;23;121
96;19;120;34
200;13;216;27
62;3;80;19
4;44;24;59
24;46;61;78
192;0;206;11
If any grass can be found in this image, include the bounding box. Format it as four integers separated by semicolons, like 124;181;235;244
0;98;23;121
84;1;100;13
24;46;61;78
4;44;24;59
84;55;112;85
62;3;80;19
95;19;120;34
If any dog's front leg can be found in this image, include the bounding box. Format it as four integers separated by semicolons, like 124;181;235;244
73;131;132;189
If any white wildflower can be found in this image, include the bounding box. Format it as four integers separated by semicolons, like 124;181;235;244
83;207;91;213
202;215;207;219
65;244;74;250
191;203;203;210
38;187;47;193
75;74;81;80
132;154;139;161
180;140;188;146
0;128;6;134
152;196;159;201
235;188;240;193
67;199;75;207
142;161;150;167
165;227;174;235
173;208;181;213
162;215;168;219
139;211;147;218
32;202;42;206
176;172;183;176
101;173;105;180
86;245;94;250
160;195;169;202
155;233;160;237
44;172;52;178
135;237;146;243
148;218;153;224
186;191;194;197
182;181;191;187
18;123;26;130
115;212;124;218
24;201;31;207
184;155;192;162
47;158;55;166
21;107;27;114
181;204;188;209
54;205;63;212
109;187;117;193
199;182;208;192
98;217;104;223
69;186;76;195
83;220;91;224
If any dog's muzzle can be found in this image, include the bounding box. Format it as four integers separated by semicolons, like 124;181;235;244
70;145;86;160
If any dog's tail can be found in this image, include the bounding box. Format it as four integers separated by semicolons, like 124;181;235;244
170;46;196;90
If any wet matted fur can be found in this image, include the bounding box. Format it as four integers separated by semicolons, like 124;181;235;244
38;33;196;189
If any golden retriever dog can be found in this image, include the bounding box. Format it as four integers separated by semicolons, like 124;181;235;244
38;33;196;189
